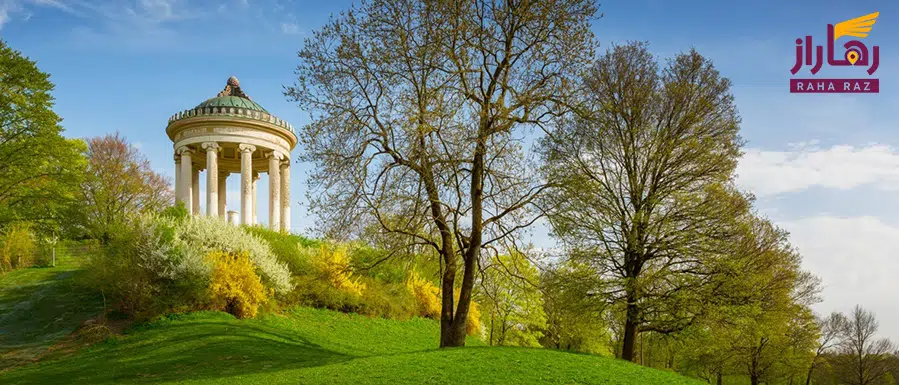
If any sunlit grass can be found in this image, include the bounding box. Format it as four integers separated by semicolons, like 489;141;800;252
2;305;701;384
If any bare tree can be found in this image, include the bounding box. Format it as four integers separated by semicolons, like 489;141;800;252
806;312;848;385
839;306;898;385
287;0;597;347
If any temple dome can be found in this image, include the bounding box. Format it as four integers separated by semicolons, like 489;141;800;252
196;95;268;113
166;76;295;136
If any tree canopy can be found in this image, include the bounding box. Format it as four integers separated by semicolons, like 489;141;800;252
0;39;86;234
75;133;173;241
540;42;749;361
287;0;598;347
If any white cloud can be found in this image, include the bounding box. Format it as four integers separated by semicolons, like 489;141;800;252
7;0;301;53
737;143;899;197
0;0;22;30
780;215;899;342
280;21;299;35
0;0;82;29
30;0;74;13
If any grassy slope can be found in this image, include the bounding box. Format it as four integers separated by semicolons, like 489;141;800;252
0;256;102;369
2;306;703;385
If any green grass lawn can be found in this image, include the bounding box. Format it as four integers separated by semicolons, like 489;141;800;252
0;255;103;369
1;306;703;384
0;253;703;384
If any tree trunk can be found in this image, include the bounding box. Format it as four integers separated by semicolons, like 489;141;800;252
621;292;639;361
489;308;495;346
439;251;459;347
805;366;813;385
421;157;460;348
439;135;486;348
716;372;723;385
443;249;477;347
750;375;760;385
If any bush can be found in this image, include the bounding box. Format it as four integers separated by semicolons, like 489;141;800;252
404;271;481;335
83;214;290;320
467;299;482;337
311;243;366;297
32;241;54;267
0;222;36;271
286;243;413;317
206;251;270;319
348;243;442;285
246;227;318;276
85;214;207;319
160;202;190;221
359;278;417;320
406;271;441;319
174;216;292;295
76;320;112;344
291;274;363;313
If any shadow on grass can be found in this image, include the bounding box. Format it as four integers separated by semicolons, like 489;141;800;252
1;315;351;384
0;268;103;369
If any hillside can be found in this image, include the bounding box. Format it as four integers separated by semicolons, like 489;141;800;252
0;254;102;369
1;306;702;384
0;260;703;385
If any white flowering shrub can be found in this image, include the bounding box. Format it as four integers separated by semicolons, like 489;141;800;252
86;213;209;318
173;216;293;294
132;215;210;281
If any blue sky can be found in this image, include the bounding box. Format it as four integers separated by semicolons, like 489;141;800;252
2;0;898;340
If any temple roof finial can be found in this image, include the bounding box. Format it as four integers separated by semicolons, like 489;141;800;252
217;76;251;99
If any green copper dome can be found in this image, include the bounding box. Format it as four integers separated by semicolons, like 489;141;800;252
167;76;295;136
196;96;268;113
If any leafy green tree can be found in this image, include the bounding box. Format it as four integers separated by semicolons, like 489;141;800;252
287;0;597;347
679;215;820;385
727;304;818;385
0;221;37;271
0;39;86;234
540;259;612;355
478;251;546;347
76;133;173;242
680;324;734;384
884;371;896;385
539;42;748;361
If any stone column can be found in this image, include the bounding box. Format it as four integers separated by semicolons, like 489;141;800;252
177;147;193;213
239;144;256;225
280;160;290;233
252;172;259;225
203;142;220;217
218;172;228;219
174;155;182;207
268;151;282;232
191;166;200;215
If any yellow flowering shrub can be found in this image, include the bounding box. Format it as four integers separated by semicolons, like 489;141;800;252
404;273;482;336
447;288;483;337
405;271;441;319
0;223;35;272
206;251;270;319
466;299;482;337
312;244;366;297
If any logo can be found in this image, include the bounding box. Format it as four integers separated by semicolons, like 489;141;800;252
790;12;880;93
